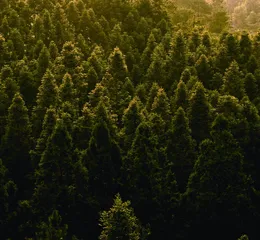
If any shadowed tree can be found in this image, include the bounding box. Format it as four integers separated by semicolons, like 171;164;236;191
167;107;196;192
32;69;59;138
0;93;32;197
189;82;211;144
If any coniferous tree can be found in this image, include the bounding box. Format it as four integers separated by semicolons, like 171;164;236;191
244;73;258;101
185;114;253;240
32;69;59;138
167;107;196;192
121;97;143;151
30;108;57;168
99;194;149;240
38;45;50;77
222;61;245;100
195;54;212;89
83;120;121;210
189;82;211;144
0;93;32;196
0;159;17;239
172;80;188;112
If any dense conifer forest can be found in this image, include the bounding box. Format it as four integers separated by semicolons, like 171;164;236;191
0;0;260;239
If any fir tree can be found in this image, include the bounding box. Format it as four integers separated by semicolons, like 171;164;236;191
99;194;148;240
189;82;211;144
167;107;196;192
0;93;32;196
222;61;245;100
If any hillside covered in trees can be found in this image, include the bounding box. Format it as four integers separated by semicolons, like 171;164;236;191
0;0;260;239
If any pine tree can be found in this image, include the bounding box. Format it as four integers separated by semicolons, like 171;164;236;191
30;108;57;168
172;80;188;112
84;120;121;209
35;210;68;240
140;33;157;72
0;93;32;196
108;47;128;82
244;73;258;101
165;30;187;85
73;103;95;151
42;9;55;46
9;28;24;59
167;107;196;192
124;121;160;223
121;97;143;151
0;159;17;239
195;54;212;89
86;67;99;93
189;82;211;144
151;88;171;123
146;82;160;112
59;73;76;104
185;114;252;239
240;32;252;64
38;45;50;77
32;69;59;138
32;118;87;223
61;41;82;73
99;194;148;240
222;61;245;100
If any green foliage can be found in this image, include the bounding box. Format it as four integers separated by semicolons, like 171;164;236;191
1;1;260;239
99;194;147;240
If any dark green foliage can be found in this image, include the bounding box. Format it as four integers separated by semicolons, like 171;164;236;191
185;114;253;239
1;1;260;239
189;82;211;144
0;93;32;196
83;120;121;209
167;107;196;192
195;54;212;89
99;194;148;240
32;69;58;138
222;61;245;100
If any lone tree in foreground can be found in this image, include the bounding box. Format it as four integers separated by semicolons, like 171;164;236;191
99;194;150;240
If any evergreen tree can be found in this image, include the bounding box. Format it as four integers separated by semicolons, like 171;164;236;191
151;88;171;123
59;73;76;104
83;120;121;209
0;159;17;239
35;210;68;240
240;32;252;64
30;108;57;168
38;45;50;77
124;121;160;224
195;54;212;89
172;80;188;112
244;73;258;101
73;103;95;151
185;114;253;240
167;107;196;192
222;61;245;100
32;69;59;138
189;82;211;144
0;93;32;197
121;97;143;151
99;194;148;240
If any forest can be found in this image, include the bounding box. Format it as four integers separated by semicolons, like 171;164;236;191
0;0;260;239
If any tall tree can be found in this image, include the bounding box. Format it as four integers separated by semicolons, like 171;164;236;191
222;61;245;100
167;107;196;192
99;194;149;240
32;69;58;138
189;82;211;144
0;93;32;197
